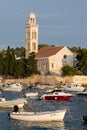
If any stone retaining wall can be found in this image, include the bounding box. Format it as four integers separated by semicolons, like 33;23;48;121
0;75;87;86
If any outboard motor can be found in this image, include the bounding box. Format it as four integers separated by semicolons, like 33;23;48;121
13;105;19;113
83;116;87;123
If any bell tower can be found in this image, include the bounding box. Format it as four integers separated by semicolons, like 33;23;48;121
25;12;38;58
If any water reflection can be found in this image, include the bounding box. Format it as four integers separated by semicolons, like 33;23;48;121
11;120;65;130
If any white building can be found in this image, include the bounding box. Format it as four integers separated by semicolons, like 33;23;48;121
25;13;74;75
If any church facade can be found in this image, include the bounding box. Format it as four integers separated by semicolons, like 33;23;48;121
25;13;75;75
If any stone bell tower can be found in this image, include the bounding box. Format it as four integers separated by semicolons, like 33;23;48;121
25;12;38;58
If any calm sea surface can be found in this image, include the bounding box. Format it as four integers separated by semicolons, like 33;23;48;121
0;87;87;130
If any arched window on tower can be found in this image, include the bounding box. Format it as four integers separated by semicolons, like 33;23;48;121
30;18;35;24
33;19;35;24
30;18;32;23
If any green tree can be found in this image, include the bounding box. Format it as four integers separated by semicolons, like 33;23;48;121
38;44;50;50
14;47;25;57
69;46;79;53
13;59;25;78
76;48;87;75
13;60;19;78
62;65;78;76
25;52;40;76
0;52;4;75
9;49;16;76
0;46;40;78
4;46;11;76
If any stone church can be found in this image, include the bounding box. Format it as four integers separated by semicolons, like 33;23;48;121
25;13;74;75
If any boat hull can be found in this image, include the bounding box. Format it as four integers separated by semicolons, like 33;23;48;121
25;92;38;98
41;95;72;101
1;82;23;92
2;88;22;92
10;109;66;122
0;99;27;108
64;88;84;92
77;92;87;96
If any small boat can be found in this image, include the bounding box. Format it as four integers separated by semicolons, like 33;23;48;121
40;92;73;101
1;82;23;92
77;90;87;96
0;98;27;108
9;105;67;122
63;82;85;92
25;92;38;98
82;116;87;123
35;83;56;90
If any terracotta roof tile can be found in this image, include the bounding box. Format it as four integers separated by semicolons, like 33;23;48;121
36;46;64;58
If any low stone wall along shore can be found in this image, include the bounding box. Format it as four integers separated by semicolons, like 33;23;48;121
0;75;87;87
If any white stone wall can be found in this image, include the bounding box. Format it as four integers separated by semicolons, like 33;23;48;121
73;76;87;84
48;46;74;74
37;58;49;74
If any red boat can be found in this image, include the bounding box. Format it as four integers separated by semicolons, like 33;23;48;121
40;92;73;101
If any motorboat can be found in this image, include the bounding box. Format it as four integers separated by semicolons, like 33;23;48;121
63;82;85;92
25;92;38;98
77;90;87;96
1;82;23;92
0;97;27;108
34;83;56;90
40;91;73;101
9;105;67;122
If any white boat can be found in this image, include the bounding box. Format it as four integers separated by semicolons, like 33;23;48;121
1;82;23;92
77;90;87;95
0;98;27;108
35;84;55;90
25;92;38;98
10;106;67;122
63;82;85;92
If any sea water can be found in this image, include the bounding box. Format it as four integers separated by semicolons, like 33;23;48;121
0;89;87;130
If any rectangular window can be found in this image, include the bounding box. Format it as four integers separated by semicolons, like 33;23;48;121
32;43;36;50
27;42;30;51
32;32;36;39
52;63;54;68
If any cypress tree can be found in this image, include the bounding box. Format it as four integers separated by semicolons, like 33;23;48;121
4;46;11;76
9;49;16;76
0;52;4;75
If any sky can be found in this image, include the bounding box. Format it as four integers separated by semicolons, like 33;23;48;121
0;0;87;50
